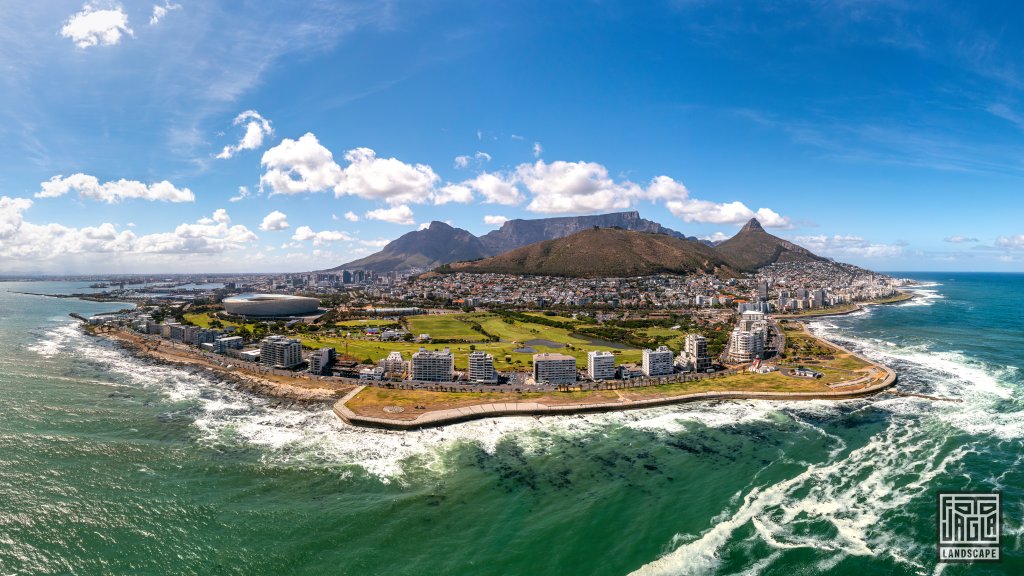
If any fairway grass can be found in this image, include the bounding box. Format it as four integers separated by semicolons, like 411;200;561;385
303;311;643;369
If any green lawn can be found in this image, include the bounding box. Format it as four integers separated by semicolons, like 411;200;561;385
405;314;482;340
636;327;686;350
183;312;252;330
302;311;643;370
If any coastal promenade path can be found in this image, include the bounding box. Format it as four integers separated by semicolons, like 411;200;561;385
333;362;897;430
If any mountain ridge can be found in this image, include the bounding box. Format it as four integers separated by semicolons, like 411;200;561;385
444;228;737;278
328;211;701;272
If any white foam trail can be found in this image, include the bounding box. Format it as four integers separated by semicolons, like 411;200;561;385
629;419;969;575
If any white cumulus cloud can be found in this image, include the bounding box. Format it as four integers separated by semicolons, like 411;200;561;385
260;132;344;195
216;110;273;159
518;160;639;213
343;211;359;222
944;235;979;243
0;196;33;240
463;172;522;205
291;225;352;246
259;210;289;231
365;204;415;225
0;203;256;262
483;215;508;226
37;174;195;203
260;134;438;206
335;147;439;205
434;183;474;205
647;176;792;228
61;2;133;49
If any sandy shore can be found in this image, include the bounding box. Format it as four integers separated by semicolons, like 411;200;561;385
93;327;356;403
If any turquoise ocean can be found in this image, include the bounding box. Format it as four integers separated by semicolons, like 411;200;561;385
0;273;1021;575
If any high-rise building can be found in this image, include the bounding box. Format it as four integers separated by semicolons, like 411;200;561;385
411;347;454;382
587;350;616;380
533;353;577;384
468;351;497;383
260;335;303;369
726;329;765;363
642;346;675;376
758;281;769;301
683;333;711;372
308;347;336;375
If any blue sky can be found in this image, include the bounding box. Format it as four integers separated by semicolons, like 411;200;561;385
2;0;1024;273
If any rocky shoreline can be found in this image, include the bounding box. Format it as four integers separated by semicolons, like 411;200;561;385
90;327;353;404
82;316;898;431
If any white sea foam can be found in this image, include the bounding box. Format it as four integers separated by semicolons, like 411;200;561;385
807;320;1024;440
897;287;943;307
26;324;81;357
629;418;970;575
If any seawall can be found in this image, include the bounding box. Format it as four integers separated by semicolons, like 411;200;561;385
333;363;897;430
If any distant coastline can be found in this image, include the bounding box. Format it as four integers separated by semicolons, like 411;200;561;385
773;290;915;319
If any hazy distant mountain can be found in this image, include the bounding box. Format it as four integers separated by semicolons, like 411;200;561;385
329;221;489;272
713;218;826;272
478;210;699;254
329;211;703;272
446;228;735;278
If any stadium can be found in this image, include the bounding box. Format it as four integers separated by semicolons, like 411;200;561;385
222;294;321;317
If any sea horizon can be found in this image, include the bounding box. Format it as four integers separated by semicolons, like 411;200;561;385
0;272;1019;574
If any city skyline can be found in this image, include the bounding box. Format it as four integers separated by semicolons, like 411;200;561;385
2;1;1024;274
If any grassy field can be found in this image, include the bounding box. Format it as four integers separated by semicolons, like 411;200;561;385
522;312;584;324
405;314;483;340
183;312;252;330
636;326;687;349
302;311;644;369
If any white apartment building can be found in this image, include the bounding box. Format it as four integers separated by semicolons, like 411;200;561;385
468;351;497;383
380;351;407;376
533;353;577;384
411;347;454;382
587;350;616;380
308;347;336;375
642;345;675;376
260;335;303;369
727;329;765;363
212;336;244;354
